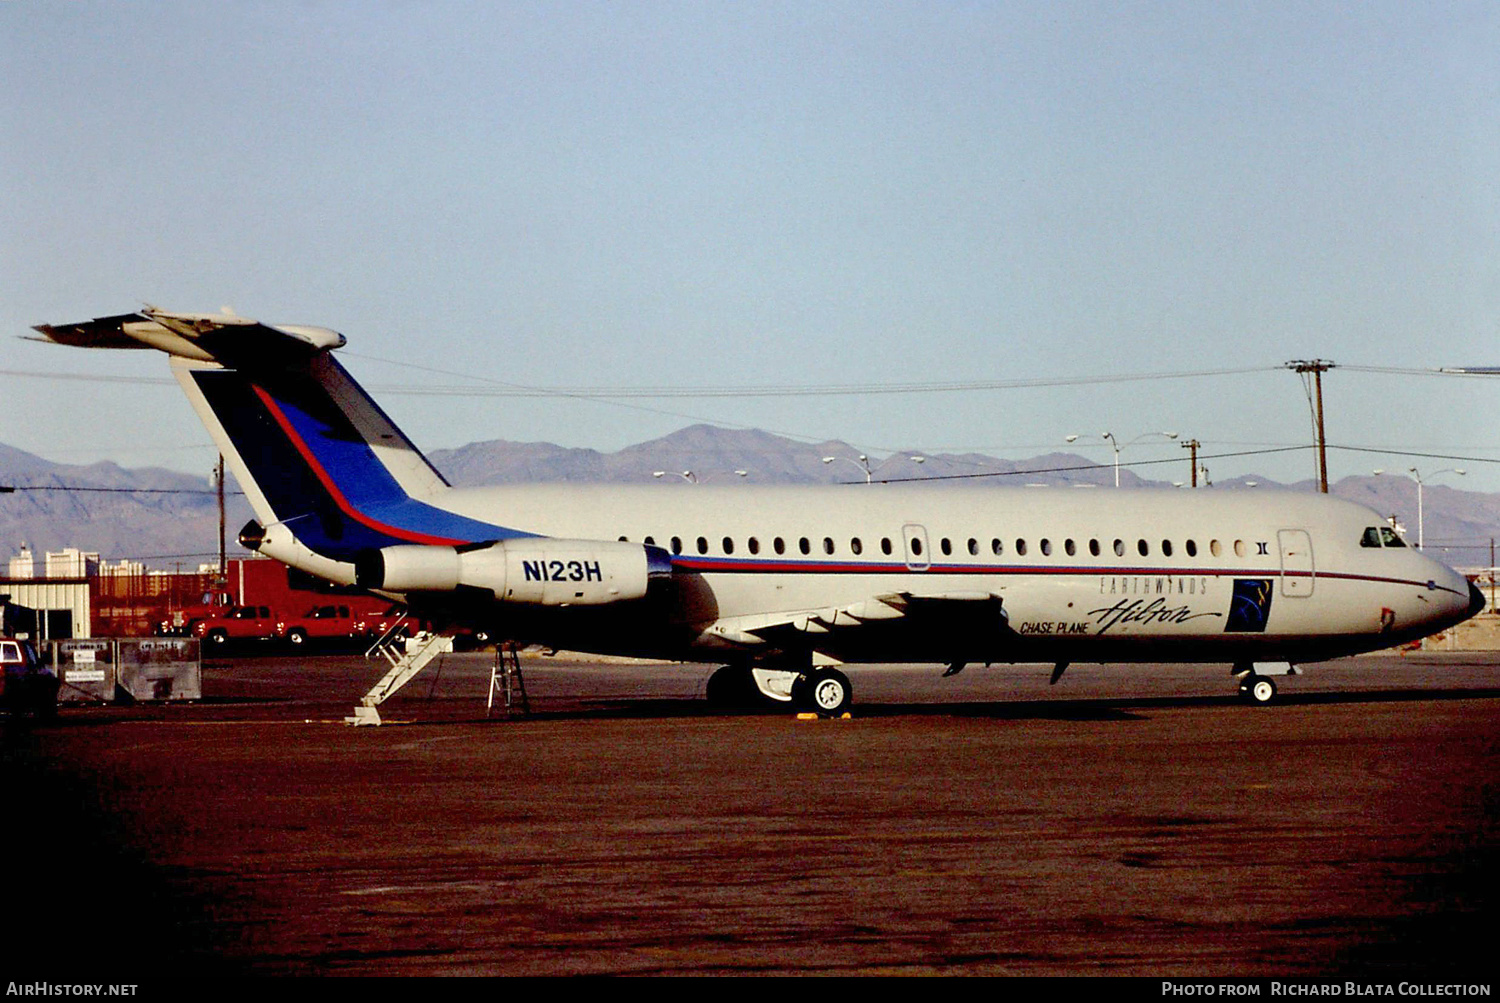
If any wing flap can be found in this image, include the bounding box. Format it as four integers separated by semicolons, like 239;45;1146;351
702;591;1002;647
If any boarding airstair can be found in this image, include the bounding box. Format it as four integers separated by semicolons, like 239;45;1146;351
345;620;454;726
487;642;530;718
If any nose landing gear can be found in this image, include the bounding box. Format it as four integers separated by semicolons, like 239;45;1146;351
1234;661;1296;705
1239;674;1277;705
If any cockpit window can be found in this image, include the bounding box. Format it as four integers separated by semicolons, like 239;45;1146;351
1379;527;1407;548
1361;527;1382;548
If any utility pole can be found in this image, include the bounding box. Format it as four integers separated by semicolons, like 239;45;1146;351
1287;360;1334;493
216;454;226;576
1181;439;1201;488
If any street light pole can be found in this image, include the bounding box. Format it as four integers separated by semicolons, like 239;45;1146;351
1377;467;1465;549
1067;431;1178;488
822;454;873;483
1101;432;1121;488
1410;467;1464;550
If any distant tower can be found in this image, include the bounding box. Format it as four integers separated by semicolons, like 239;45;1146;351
8;543;34;579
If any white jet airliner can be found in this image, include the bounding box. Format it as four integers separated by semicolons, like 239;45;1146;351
35;308;1484;716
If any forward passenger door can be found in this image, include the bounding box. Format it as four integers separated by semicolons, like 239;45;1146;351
1277;529;1315;597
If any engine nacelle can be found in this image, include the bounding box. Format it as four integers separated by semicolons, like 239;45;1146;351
356;538;671;606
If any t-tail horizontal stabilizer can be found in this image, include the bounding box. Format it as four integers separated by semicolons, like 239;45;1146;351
33;306;346;365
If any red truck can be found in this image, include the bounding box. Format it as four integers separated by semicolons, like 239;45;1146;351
277;602;412;648
190;604;280;648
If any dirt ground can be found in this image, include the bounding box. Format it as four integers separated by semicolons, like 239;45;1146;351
3;653;1497;976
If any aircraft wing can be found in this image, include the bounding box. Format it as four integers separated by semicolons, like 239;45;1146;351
702;591;1002;648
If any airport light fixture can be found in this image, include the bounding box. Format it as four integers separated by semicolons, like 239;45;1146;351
1376;467;1465;550
652;470;698;484
822;454;873;483
1065;431;1178;488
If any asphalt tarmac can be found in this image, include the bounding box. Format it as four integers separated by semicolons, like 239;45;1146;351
3;651;1498;977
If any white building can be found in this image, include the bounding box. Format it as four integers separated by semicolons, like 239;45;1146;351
45;548;100;578
7;543;34;579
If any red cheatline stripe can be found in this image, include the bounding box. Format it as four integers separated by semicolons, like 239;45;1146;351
251;384;465;547
669;557;1458;594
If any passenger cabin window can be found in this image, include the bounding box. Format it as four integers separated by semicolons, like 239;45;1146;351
967;538;979;556
1040;539;1052;556
774;537;786;555
671;536;683;554
1015;539;1028;556
881;538;893;555
1161;539;1173;557
1065;539;1076;556
748;537;760;555
823;537;835;555
1088;539;1100;557
1137;539;1150;557
722;537;734;555
850;538;863;555
991;538;1003;556
940;538;952;556
696;537;708;555
1185;540;1197;557
643;536;655;546
1113;539;1125;557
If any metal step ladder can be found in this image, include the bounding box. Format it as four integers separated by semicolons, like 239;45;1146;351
346;626;455;726
487;642;530;718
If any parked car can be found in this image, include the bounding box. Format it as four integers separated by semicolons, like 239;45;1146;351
356;604;414;641
277;604;362;647
0;637;58;719
190;605;280;647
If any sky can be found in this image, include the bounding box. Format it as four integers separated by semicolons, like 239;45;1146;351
3;2;1499;491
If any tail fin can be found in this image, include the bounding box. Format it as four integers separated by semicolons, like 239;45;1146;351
35;309;515;567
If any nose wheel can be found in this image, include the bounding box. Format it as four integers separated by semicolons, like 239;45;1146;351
1239;675;1277;705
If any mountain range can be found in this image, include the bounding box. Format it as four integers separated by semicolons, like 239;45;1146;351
3;425;1496;571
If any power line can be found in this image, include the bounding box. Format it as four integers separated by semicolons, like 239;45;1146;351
0;484;242;495
14;359;1494;398
2;362;1287;399
872;446;1312;484
1326;445;1500;466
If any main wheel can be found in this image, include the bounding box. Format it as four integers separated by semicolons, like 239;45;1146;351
797;668;852;716
1241;675;1277;705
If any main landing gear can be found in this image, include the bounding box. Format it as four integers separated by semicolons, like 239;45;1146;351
792;668;852;716
705;664;852;717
